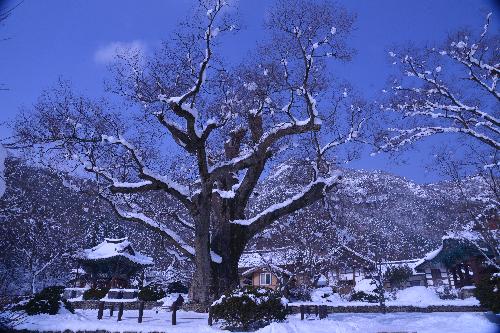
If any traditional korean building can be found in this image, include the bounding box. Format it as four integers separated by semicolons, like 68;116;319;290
414;232;498;289
73;237;154;289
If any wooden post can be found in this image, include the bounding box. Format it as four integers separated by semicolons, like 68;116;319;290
117;303;124;321
300;305;305;320
172;303;177;325
138;301;144;323
97;301;104;320
208;307;213;326
319;305;327;319
109;303;114;317
314;305;318;317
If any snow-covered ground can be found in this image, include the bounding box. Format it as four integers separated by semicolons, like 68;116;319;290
8;309;497;333
301;286;480;307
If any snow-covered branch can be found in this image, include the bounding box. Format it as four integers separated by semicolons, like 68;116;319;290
383;13;499;156
232;172;342;235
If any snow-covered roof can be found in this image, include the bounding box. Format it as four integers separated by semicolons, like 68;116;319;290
241;263;294;277
238;248;296;269
76;237;154;266
414;232;494;271
378;259;424;275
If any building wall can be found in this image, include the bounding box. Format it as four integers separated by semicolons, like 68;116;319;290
240;269;280;290
423;263;453;287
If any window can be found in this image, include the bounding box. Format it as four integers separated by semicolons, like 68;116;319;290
260;272;272;285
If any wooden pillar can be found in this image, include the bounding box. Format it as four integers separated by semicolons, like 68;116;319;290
172;302;177;325
138;301;144;323
463;264;472;285
300;305;305;320
208;307;213;326
109;303;114;317
97;301;104;320
456;265;466;284
451;267;459;288
117;303;124;321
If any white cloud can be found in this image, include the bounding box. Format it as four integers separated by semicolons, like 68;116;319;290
94;40;146;64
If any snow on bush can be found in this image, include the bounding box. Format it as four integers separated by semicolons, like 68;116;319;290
20;286;74;316
82;287;109;300
310;287;344;303
138;284;166;302
394;286;442;306
211;287;287;331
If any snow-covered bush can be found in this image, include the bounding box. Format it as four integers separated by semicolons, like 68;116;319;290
211;287;288;331
310;286;345;303
434;285;458;300
23;286;74;315
82;287;109;300
350;279;380;303
384;265;413;289
138;284;166;301
166;281;189;294
350;291;379;303
475;273;500;313
288;285;312;301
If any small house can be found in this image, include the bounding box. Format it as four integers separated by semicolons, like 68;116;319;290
238;248;295;290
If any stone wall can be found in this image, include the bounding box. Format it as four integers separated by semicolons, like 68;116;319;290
287;304;485;314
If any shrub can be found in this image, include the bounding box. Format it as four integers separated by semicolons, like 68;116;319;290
288;285;312;301
24;286;74;315
211;287;288;331
82;287;109;300
166;281;189;294
384;265;413;289
138;284;166;301
475;273;500;313
350;290;379;303
435;285;458;300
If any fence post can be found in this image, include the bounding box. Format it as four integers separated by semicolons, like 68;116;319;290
208;306;213;326
138;301;144;323
117;303;124;321
300;305;305;320
319;305;327;319
315;305;318;317
109;303;114;317
172;303;177;325
97;301;104;320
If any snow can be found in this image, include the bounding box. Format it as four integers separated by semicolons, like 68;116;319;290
353;279;376;294
76;237;154;266
7;309;496;333
330;27;336;35
0;143;6;198
238;248;295;268
293;286;480;308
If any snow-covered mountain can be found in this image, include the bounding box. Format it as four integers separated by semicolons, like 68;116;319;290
249;160;491;260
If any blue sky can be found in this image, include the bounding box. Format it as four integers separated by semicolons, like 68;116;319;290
0;0;498;183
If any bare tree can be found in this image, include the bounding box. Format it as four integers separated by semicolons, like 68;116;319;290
10;0;367;306
380;12;498;154
1;1;22;91
380;13;498;219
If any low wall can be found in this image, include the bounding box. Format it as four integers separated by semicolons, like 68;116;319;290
287;304;485;314
69;300;162;310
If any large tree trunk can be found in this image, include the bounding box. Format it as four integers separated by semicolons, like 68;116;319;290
188;192;213;309
211;225;248;297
